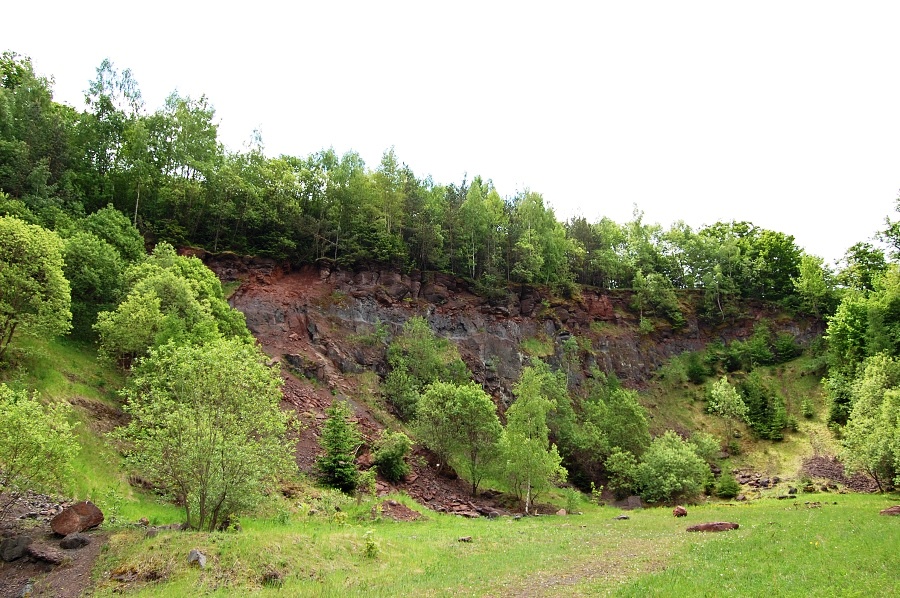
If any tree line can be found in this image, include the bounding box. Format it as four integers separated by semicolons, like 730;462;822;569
1;52;853;318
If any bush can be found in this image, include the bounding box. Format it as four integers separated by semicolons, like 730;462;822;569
373;430;412;483
685;352;710;384
715;473;741;499
634;431;711;504
604;449;638;499
0;385;78;518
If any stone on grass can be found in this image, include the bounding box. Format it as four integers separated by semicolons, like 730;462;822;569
458;536;473;543
615;514;630;520
1;535;33;562
556;509;567;516
686;522;739;533
188;548;207;569
879;505;900;516
673;506;687;517
51;501;104;536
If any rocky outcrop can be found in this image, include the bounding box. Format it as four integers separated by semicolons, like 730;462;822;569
880;505;900;516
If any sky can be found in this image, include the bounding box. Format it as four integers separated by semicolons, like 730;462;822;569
6;1;900;264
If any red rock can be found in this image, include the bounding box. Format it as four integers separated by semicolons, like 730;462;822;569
879;505;900;516
50;501;104;536
686;522;739;532
673;506;688;517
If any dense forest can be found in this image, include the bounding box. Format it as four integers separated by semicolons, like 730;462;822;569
4;49;900;511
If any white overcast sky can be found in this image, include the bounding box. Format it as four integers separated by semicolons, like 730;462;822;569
6;1;900;263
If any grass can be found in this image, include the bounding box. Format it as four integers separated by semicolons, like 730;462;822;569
86;492;899;597
0;334;183;525
520;334;555;358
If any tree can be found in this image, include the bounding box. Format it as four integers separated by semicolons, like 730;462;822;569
793;253;832;316
119;338;293;531
95;243;249;367
501;365;567;512
62;230;125;336
315;400;362;493
707;376;748;441
0;384;78;519
841;353;900;491
634;431;711;503
416;381;502;495
0;217;71;361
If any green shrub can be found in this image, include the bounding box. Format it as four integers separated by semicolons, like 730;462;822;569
685;352;709;384
373;430;412;483
604;449;638;499
715;473;741;499
0;385;78;518
801;399;814;419
634;431;711;504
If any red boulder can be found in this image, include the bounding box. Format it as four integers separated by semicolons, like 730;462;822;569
879;505;900;516
673;506;688;517
50;501;104;536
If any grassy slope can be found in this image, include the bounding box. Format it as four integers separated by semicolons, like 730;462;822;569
1;335;182;523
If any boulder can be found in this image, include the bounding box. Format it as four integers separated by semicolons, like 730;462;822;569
686;522;739;533
50;501;104;536
26;543;64;564
1;535;33;562
625;495;643;510
673;506;688;517
556;509;567;516
879;505;900;516
60;533;91;549
188;548;207;569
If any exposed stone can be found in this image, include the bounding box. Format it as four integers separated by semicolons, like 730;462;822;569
735;494;746;502
50;501;104;536
788;487;797;495
457;536;473;543
26;543;64;564
60;532;91;549
556;509;567;516
615;514;630;520
686;522;739;533
673;506;687;517
1;535;33;562
879;505;900;516
188;548;207;569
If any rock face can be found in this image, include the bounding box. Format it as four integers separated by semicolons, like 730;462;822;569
673;506;688;517
879;505;900;516
686;522;740;532
50;500;104;536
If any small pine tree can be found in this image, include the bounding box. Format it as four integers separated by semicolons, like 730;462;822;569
316;401;362;493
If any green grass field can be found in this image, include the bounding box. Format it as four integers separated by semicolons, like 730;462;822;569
88;492;899;597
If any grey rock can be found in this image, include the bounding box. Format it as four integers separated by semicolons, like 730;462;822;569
188;548;207;569
1;535;33;562
60;533;90;549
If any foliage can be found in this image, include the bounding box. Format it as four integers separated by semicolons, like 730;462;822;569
77;204;145;263
0;216;71;361
714;472;741;499
372;430;412;483
383;316;468;420
118;338;293;531
0;384;78;518
707;375;748;439
94;242;249;367
633;431;711;503
62;230;125;336
687;432;722;465
501;365;567;511
416;381;502;495
738;372;789;440
315;400;362;494
604;448;639;499
840;353;900;490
